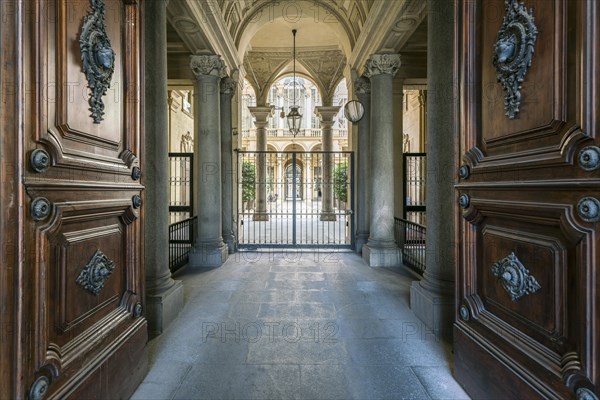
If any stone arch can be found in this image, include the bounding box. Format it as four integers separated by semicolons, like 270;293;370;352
234;0;355;59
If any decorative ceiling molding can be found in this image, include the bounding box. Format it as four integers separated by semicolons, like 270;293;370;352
243;49;346;106
349;0;410;75
167;0;244;78
231;0;371;57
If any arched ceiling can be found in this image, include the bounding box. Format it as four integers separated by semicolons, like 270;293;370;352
166;0;428;90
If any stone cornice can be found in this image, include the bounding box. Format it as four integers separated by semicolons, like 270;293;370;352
314;106;341;122
364;54;401;78
348;0;407;75
169;1;244;78
248;106;274;123
190;55;228;78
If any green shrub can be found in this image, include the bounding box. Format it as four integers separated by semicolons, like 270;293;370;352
242;161;256;202
333;162;348;203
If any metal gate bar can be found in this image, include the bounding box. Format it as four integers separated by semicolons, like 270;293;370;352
403;153;426;226
237;150;354;247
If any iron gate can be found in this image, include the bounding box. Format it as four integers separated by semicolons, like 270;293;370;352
403;153;426;226
169;152;194;224
237;151;354;247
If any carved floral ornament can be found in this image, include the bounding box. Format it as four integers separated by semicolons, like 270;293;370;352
492;0;538;119
354;76;371;95
80;0;116;124
491;252;541;301
364;54;401;78
76;249;115;295
190;55;228;78
220;76;238;95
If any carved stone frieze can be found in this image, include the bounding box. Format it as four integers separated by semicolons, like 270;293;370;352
190;55;228;78
76;249;116;295
492;0;538;119
491;252;541;301
364;53;401;78
80;0;116;124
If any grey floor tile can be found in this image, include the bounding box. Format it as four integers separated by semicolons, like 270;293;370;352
347;365;431;400
133;252;465;400
174;364;301;400
300;364;355;400
130;382;179;400
412;367;471;400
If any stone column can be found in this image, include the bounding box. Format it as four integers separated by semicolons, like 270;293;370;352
354;76;371;253
220;76;237;253
418;90;427;152
248;106;273;221
362;53;402;267
410;0;455;341
393;79;404;218
188;54;229;268
315;106;340;221
144;0;183;336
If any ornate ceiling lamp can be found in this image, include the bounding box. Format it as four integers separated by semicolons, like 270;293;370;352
286;29;302;136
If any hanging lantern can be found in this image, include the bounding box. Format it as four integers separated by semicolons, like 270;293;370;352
286;29;303;137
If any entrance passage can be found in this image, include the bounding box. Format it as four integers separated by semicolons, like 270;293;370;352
237;151;354;247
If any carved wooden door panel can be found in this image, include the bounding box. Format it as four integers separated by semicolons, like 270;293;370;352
6;0;147;398
455;1;599;399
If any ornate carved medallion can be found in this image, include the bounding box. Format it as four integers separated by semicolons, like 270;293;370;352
76;249;115;295
491;252;540;301
492;0;538;119
80;0;116;124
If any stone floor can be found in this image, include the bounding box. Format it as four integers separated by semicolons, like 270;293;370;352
132;251;470;400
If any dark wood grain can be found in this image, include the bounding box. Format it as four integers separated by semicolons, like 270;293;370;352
455;0;599;398
1;0;147;398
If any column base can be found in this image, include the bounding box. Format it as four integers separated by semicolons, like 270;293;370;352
223;233;237;254
320;212;337;221
146;280;184;337
189;241;229;268
253;212;270;221
410;281;454;341
355;232;369;254
362;243;401;267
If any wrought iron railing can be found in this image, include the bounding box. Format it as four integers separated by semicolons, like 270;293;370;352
403;153;426;226
169;152;193;224
395;217;426;275
169;216;197;273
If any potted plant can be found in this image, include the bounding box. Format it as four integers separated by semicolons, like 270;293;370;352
242;161;256;211
333;162;348;209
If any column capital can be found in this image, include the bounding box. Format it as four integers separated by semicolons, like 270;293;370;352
354;76;371;95
364;54;401;78
248;106;274;123
190;54;227;79
314;106;340;123
220;76;238;95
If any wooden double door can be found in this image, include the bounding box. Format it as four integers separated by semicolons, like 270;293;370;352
1;0;147;398
455;0;599;398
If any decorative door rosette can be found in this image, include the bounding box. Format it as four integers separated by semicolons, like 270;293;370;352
492;0;538;119
76;249;115;295
80;0;116;124
491;252;541;301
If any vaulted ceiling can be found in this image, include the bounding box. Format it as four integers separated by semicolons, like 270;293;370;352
166;0;428;100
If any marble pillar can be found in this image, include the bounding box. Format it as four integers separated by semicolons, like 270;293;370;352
220;76;237;253
410;0;455;341
354;76;371;254
144;0;183;336
362;53;402;267
315;106;340;221
188;54;229;268
248;106;273;221
393;79;404;218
